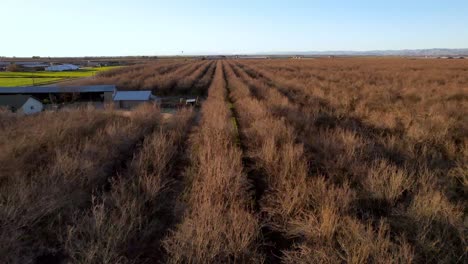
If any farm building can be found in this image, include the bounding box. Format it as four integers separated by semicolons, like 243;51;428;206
1;62;52;72
0;85;116;103
0;95;43;114
20;63;50;71
86;61;120;67
0;62;9;71
45;64;80;72
185;98;199;106
113;90;160;109
86;61;103;67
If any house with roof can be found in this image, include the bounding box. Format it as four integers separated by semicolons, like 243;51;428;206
113;90;160;109
0;95;43;114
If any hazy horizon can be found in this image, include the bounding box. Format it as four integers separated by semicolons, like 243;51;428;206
2;0;468;57
2;48;468;58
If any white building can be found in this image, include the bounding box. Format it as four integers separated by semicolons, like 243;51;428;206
0;95;43;114
45;64;80;72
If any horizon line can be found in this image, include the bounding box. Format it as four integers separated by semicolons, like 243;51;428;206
1;47;468;58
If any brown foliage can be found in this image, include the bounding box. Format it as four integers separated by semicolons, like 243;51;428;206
1;58;466;263
64;109;194;263
164;62;262;263
232;58;466;263
70;60;214;96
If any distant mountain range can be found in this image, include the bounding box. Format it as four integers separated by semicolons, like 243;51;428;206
255;48;468;57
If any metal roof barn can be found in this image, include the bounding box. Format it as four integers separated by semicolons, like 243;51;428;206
0;85;116;94
113;91;153;101
45;64;80;72
113;90;157;109
22;64;50;68
13;62;48;66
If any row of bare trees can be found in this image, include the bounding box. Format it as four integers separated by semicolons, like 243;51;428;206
64;108;195;263
73;60;191;88
0;105;162;263
1;58;465;263
71;60;215;96
143;60;215;95
164;62;262;262
230;59;466;263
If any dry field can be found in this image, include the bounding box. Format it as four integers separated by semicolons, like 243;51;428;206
0;58;466;263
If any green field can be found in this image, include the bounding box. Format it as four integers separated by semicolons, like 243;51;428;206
0;67;120;87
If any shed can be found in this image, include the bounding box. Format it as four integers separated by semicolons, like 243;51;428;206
113;90;159;109
0;95;43;114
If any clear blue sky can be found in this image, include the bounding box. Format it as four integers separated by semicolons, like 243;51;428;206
2;0;468;56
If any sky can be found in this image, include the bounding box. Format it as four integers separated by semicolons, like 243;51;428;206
2;0;468;57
